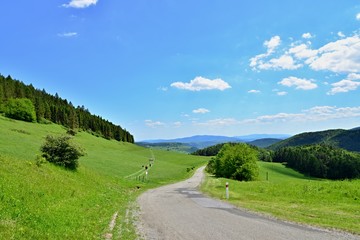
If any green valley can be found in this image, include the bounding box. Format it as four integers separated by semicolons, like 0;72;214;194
0;115;209;239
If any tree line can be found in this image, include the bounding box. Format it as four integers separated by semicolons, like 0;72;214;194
0;74;134;143
272;144;360;180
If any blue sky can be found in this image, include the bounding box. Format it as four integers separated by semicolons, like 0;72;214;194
1;0;360;141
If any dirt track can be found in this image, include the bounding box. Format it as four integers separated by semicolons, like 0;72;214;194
136;166;359;240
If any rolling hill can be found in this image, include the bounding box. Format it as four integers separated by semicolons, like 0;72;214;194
268;128;360;152
140;134;290;150
0;115;209;239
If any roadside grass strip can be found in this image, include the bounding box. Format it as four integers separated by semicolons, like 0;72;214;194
201;161;360;235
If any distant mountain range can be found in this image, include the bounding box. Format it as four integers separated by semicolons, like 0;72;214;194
268;128;360;152
138;126;360;153
138;134;290;149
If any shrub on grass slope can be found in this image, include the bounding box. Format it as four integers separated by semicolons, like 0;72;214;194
41;135;85;170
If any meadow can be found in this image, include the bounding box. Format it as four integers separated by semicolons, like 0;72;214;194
201;161;360;234
0;115;209;239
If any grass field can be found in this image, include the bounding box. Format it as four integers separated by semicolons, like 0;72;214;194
0;115;209;239
201;161;360;234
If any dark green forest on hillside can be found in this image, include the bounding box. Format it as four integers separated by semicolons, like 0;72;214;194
273;145;360;180
0;74;134;143
268;129;360;152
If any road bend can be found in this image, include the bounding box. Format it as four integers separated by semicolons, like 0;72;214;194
136;166;359;240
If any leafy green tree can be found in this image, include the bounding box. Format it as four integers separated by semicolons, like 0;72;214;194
40;135;85;170
5;98;37;122
209;143;259;181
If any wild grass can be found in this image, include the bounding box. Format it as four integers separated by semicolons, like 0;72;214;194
201;161;360;234
0;115;209;239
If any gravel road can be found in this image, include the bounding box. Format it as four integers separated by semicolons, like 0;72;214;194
136;166;359;240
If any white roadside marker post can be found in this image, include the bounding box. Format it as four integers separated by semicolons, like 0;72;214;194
226;182;229;199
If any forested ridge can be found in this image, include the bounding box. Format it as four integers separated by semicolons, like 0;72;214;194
0;74;134;143
272;145;360;180
268;129;360;152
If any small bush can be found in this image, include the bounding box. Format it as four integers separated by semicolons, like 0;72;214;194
40;135;85;170
5;98;37;122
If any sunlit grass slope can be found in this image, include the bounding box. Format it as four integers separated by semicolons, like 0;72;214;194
201;161;360;234
0;115;209;239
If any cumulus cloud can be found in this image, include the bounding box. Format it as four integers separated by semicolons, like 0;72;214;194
171;76;231;91
145;120;165;128
250;36;302;70
248;89;261;94
250;36;281;69
302;32;313;39
260;55;302;70
327;73;360;95
278;76;318;90
63;0;98;8
58;32;78;37
193;108;210;114
251;34;360;75
288;44;318;62
264;35;281;53
309;35;360;73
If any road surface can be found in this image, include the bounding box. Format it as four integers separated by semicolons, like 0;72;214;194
136;167;359;240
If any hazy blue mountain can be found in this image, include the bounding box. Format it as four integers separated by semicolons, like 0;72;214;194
139;134;291;149
247;138;283;148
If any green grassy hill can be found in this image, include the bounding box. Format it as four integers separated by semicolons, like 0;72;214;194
0;115;209;239
268;128;360;152
201;161;360;234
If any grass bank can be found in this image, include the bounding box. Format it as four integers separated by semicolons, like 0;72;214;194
0;115;209;239
201;161;360;234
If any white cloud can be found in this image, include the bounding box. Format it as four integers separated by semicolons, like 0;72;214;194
309;35;360;73
58;32;78;38
250;36;281;69
62;0;98;8
302;32;313;39
356;13;360;20
171;76;231;91
277;91;288;96
303;106;360;120
250;35;303;70
260;55;302;70
327;73;360;95
251;34;360;74
255;112;303;123
288;44;318;62
248;89;261;94
193;108;210;114
194;118;239;127
338;32;346;38
264;35;281;54
278;76;318;90
247;106;360;123
145;120;165;128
